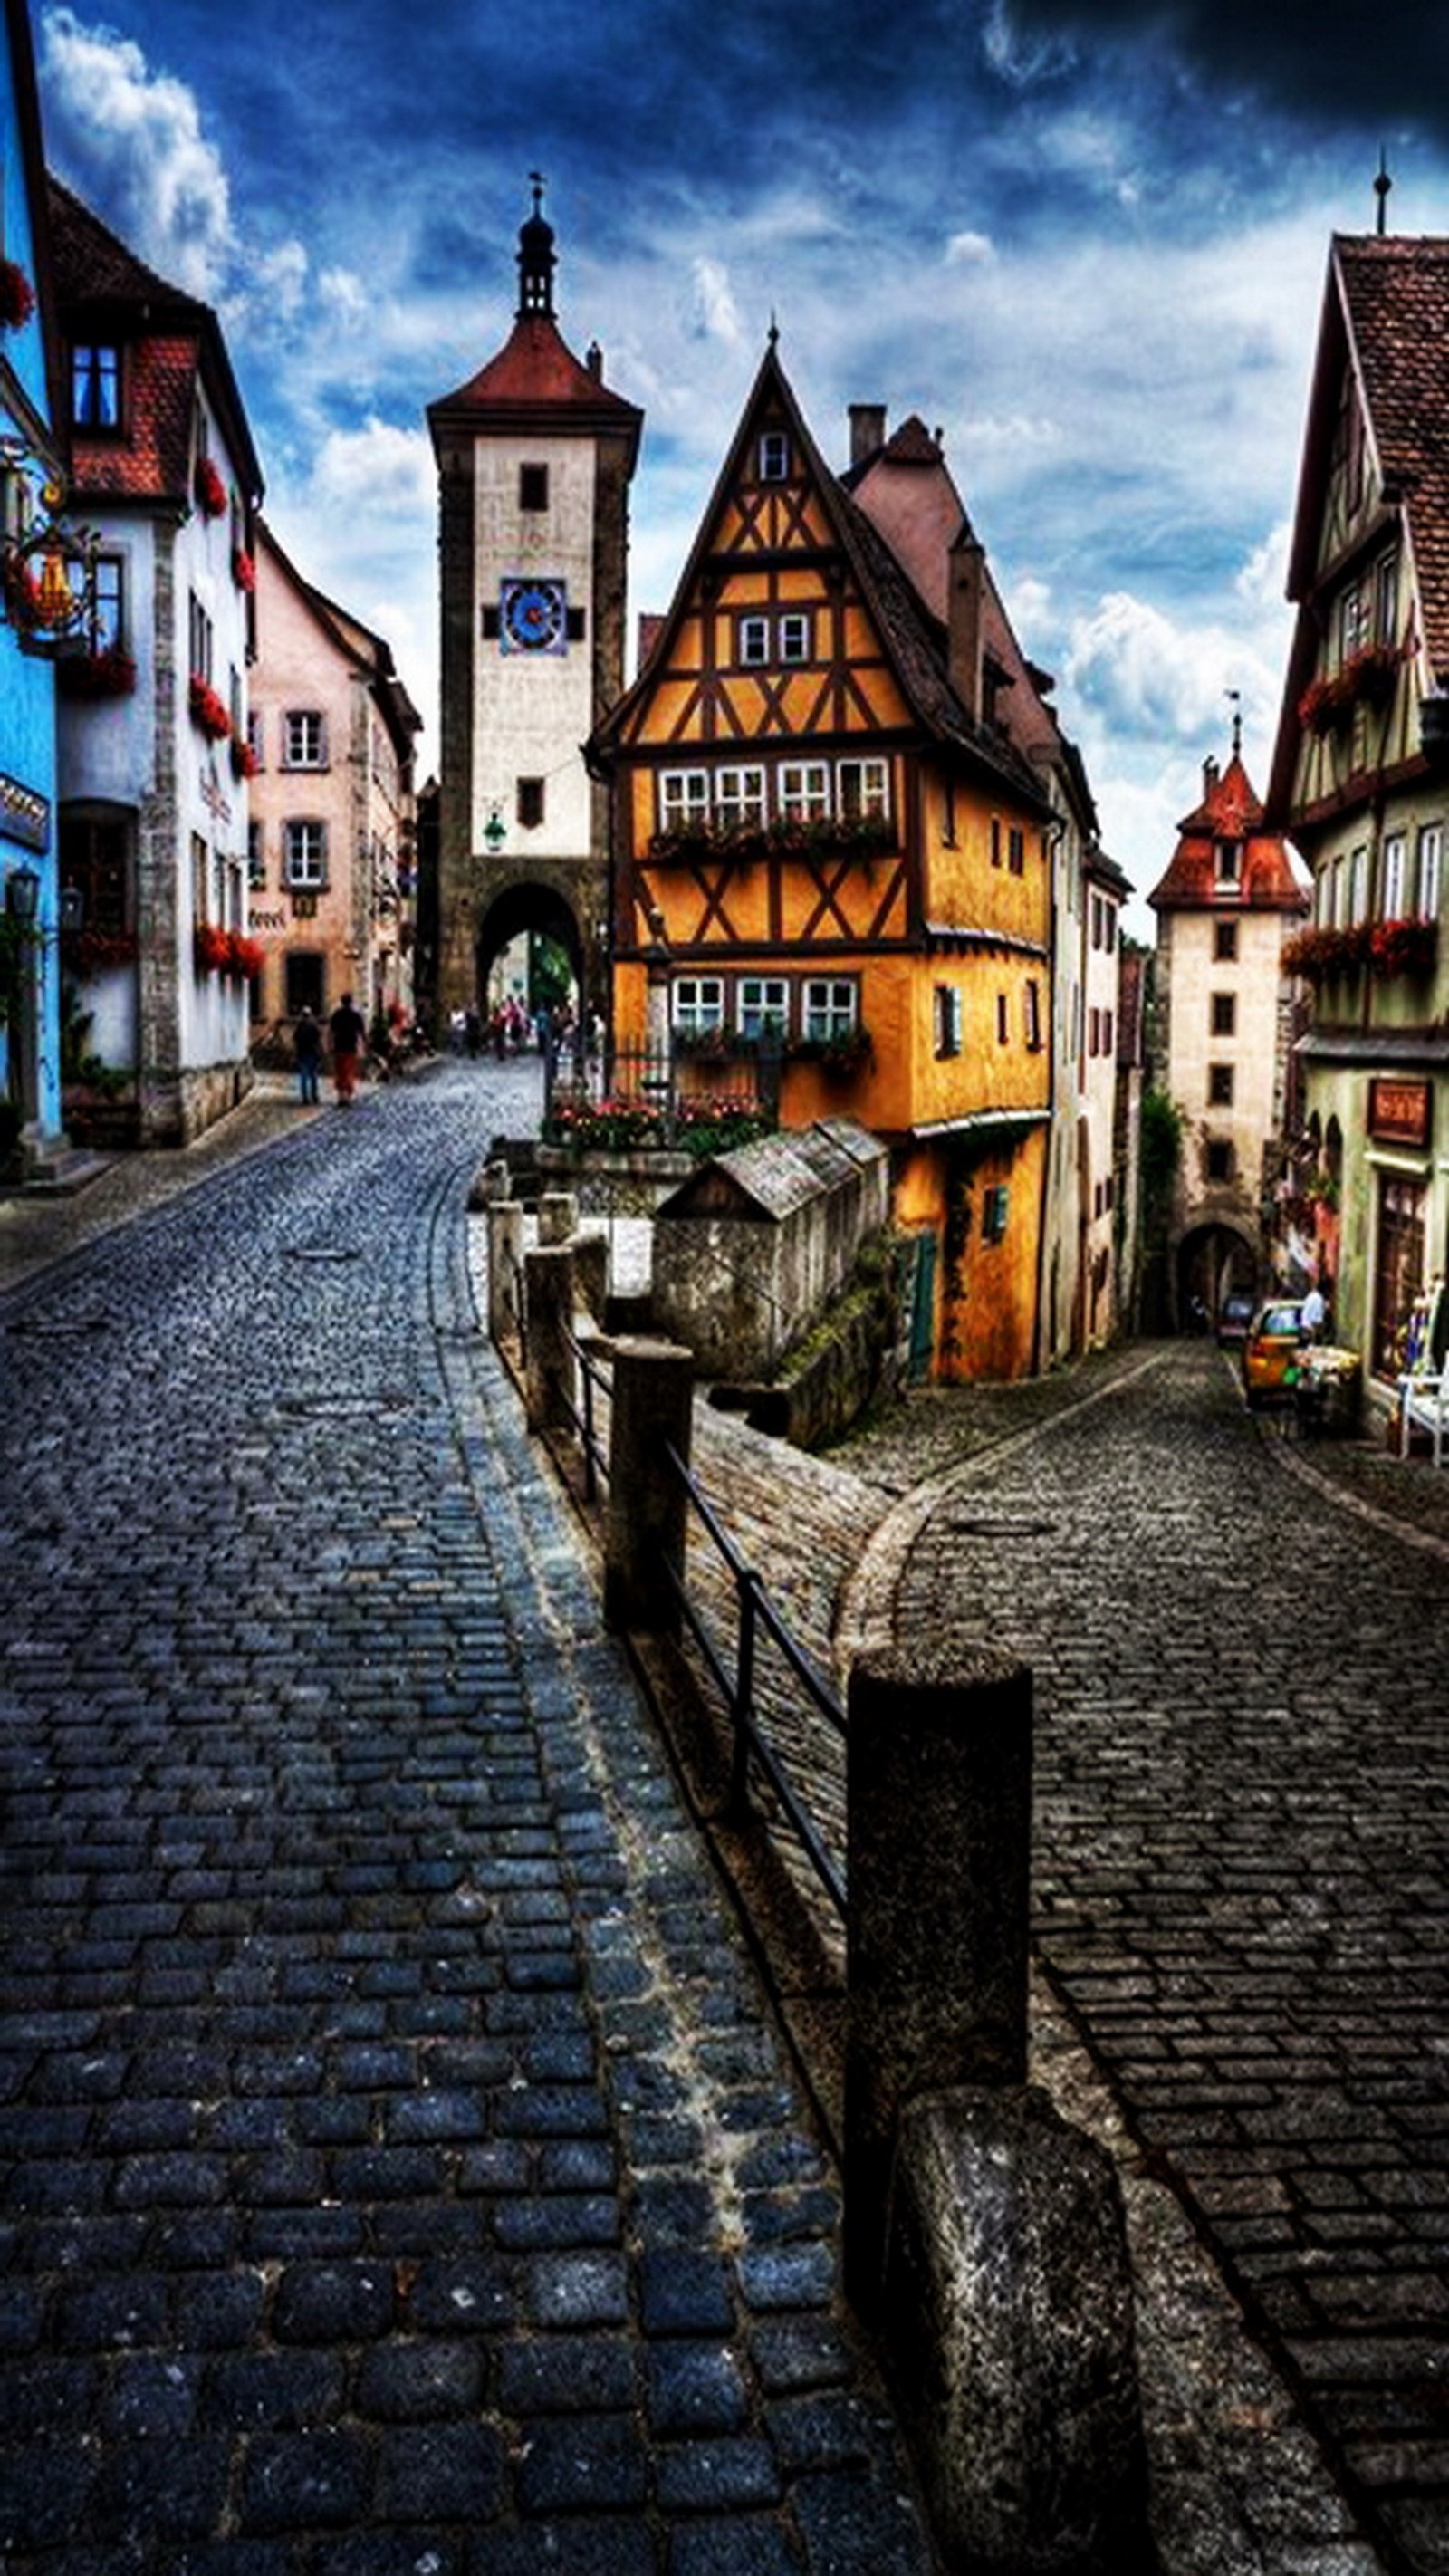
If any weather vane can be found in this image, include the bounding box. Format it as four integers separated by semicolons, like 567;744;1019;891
1375;149;1393;235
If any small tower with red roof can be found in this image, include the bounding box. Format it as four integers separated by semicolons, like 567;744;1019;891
1147;718;1309;1326
427;182;642;1033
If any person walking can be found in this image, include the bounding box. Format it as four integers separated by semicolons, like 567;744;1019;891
328;992;367;1106
293;1006;321;1106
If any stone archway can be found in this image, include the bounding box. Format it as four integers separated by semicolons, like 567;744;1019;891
1175;1218;1258;1333
469;879;595;1071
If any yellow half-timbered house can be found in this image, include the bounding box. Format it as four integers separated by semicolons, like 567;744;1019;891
590;336;1060;1380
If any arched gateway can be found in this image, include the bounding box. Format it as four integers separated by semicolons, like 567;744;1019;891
425;182;642;1042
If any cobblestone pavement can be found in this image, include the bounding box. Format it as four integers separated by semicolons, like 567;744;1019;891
837;1343;1449;2576
0;1061;936;2576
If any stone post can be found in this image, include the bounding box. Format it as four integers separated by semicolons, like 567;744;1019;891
844;1636;1032;2315
538;1189;578;1245
573;1229;609;1322
486;1201;525;1348
524;1244;576;1436
603;1338;695;1634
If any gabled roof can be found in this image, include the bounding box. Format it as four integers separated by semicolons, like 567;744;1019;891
256;518;421;758
1149;747;1308;914
593;337;1049;812
1270;233;1449;817
46;174;262;507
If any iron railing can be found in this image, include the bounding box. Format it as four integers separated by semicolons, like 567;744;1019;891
660;1432;847;1920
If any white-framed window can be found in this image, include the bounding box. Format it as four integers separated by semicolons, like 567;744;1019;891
739;976;789;1040
739;614;770;667
759;431;789;481
803;977;857;1043
672;976;725;1038
780;762;830;821
1348;844;1368;922
1381;831;1406;918
1340;582;1367;661
934;985;963;1059
83;553;123;654
779;611;811;664
283;820;328;888
714;766;766;831
1376;552;1399;648
838;757;889;822
659;770;711;832
1418;822;1443;919
188;591;212;682
283;710;327;770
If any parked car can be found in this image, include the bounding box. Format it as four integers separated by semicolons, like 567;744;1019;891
1216;1291;1256;1345
1242;1298;1309;1404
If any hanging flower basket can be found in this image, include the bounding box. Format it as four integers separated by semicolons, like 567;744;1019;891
1369;916;1438;979
231;548;256;593
226;931;264;979
0;259;35;329
193;456;227;520
229;730;259;780
188;674;232;741
57;643;137;700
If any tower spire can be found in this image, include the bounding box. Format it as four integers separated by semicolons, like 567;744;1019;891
516;171;556;320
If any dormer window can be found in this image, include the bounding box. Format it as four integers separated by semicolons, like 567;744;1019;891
73;343;120;430
1215;840;1239;886
759;431;789;482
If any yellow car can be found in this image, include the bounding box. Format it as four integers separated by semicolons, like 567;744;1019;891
1241;1299;1309;1404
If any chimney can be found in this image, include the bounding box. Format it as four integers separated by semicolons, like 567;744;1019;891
849;402;887;468
587;341;603;380
1203;755;1219;796
948;528;985;724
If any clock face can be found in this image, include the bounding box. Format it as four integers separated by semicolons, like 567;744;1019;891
501;578;567;654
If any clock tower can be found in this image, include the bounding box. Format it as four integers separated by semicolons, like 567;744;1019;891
427;183;642;1033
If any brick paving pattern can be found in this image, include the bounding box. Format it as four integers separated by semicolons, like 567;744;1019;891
0;1062;935;2576
841;1343;1449;2576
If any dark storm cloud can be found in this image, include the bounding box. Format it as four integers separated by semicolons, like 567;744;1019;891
1003;0;1449;135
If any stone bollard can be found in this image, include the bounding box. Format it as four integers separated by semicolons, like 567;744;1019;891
538;1189;578;1246
884;2085;1145;2576
603;1338;695;1634
844;1636;1032;2315
572;1230;609;1322
486;1201;524;1347
468;1157;513;1211
844;1638;1146;2575
523;1244;576;1436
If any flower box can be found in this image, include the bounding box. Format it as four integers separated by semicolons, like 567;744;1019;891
227;931;264;979
57;644;137;701
229;731;259;780
232;548;256;593
1282;923;1370;981
188;674;232;742
1369;916;1438;979
193;920;232;976
0;259;35;329
193;456;227;520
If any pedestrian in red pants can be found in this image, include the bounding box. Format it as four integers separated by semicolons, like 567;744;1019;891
328;992;367;1105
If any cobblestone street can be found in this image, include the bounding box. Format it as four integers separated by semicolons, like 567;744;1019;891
0;1062;933;2576
840;1344;1449;2576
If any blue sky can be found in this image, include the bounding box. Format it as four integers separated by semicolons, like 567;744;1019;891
32;0;1449;927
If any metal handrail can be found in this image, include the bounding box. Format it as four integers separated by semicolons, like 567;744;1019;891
556;1321;610;1504
661;1436;847;1919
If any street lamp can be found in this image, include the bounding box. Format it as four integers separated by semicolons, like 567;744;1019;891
5;863;40;924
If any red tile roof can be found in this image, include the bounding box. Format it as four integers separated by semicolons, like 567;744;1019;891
429;315;641;461
1335;235;1449;678
1149;750;1308;913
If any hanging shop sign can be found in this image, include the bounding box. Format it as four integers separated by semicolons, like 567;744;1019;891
1367;1076;1431;1151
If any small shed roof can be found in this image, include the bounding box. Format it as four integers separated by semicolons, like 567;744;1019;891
657;1120;884;1225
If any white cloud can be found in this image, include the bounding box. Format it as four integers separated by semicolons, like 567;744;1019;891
685;256;744;346
318;268;369;332
40;6;231;296
309;416;435;517
944;230;996;267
